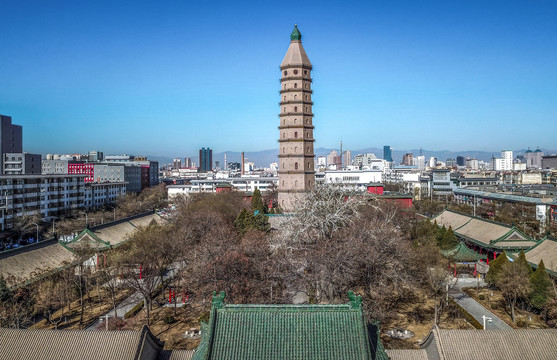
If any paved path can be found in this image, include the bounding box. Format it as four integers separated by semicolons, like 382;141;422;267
87;261;184;330
449;277;512;330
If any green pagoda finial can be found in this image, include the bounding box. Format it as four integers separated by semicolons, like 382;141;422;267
290;24;302;41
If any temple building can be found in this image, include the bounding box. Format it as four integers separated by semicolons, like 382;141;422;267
278;25;315;211
6;292;557;359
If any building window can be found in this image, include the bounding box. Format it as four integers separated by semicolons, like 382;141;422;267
294;83;297;88
294;106;297;112
295;163;298;170
304;70;308;75
294;132;298;138
284;70;287;76
293;70;298;75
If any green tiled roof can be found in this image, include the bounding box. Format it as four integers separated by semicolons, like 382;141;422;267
440;241;488;261
193;291;388;360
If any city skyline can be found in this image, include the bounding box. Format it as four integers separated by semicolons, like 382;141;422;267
1;1;556;157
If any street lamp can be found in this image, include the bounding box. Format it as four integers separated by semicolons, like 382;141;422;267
31;222;39;243
481;315;493;330
109;207;116;221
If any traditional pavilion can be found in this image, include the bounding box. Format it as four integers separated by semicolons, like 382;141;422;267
433;209;538;259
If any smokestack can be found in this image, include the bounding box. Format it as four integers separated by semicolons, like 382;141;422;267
241;152;245;175
224;152;227;171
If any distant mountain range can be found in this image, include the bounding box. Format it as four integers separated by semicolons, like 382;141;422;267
149;148;556;168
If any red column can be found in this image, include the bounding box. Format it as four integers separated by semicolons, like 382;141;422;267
169;288;172;303
139;265;142;279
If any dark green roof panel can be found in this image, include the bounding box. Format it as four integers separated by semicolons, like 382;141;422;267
194;291;388;360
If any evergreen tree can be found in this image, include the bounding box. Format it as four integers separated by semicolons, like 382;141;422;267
530;260;553;310
253;213;271;233
516;250;533;277
251;188;266;214
486;250;510;285
440;226;458;250
235;209;248;235
436;226;447;248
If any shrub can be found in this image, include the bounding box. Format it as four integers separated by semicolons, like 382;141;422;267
479;294;485;300
198;311;210;324
164;315;175;324
516;317;527;328
124;301;144;319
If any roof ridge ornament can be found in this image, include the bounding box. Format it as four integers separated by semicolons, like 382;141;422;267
290;24;302;41
212;291;226;309
348;291;362;309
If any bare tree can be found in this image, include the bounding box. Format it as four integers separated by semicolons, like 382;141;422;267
497;261;531;322
272;183;366;250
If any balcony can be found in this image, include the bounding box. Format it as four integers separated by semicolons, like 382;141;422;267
277;125;314;130
278;112;315;117
279;89;313;94
278;100;313;106
279;77;312;83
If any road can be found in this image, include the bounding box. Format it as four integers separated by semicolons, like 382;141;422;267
449;277;512;330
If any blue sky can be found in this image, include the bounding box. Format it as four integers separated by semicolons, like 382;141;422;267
1;0;556;158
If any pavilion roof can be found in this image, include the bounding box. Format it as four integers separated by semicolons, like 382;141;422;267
440;241;487;262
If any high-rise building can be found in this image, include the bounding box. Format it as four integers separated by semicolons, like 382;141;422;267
278;25;315;211
326;150;338;167
445;158;456;167
383;146;393;162
184;157;192;167
501;150;513;171
456;156;465;167
173;158;182;169
199;147;213;172
402;153;414;166
342;150;352;167
428;157;438;168
0;115;23;174
414;155;426;170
